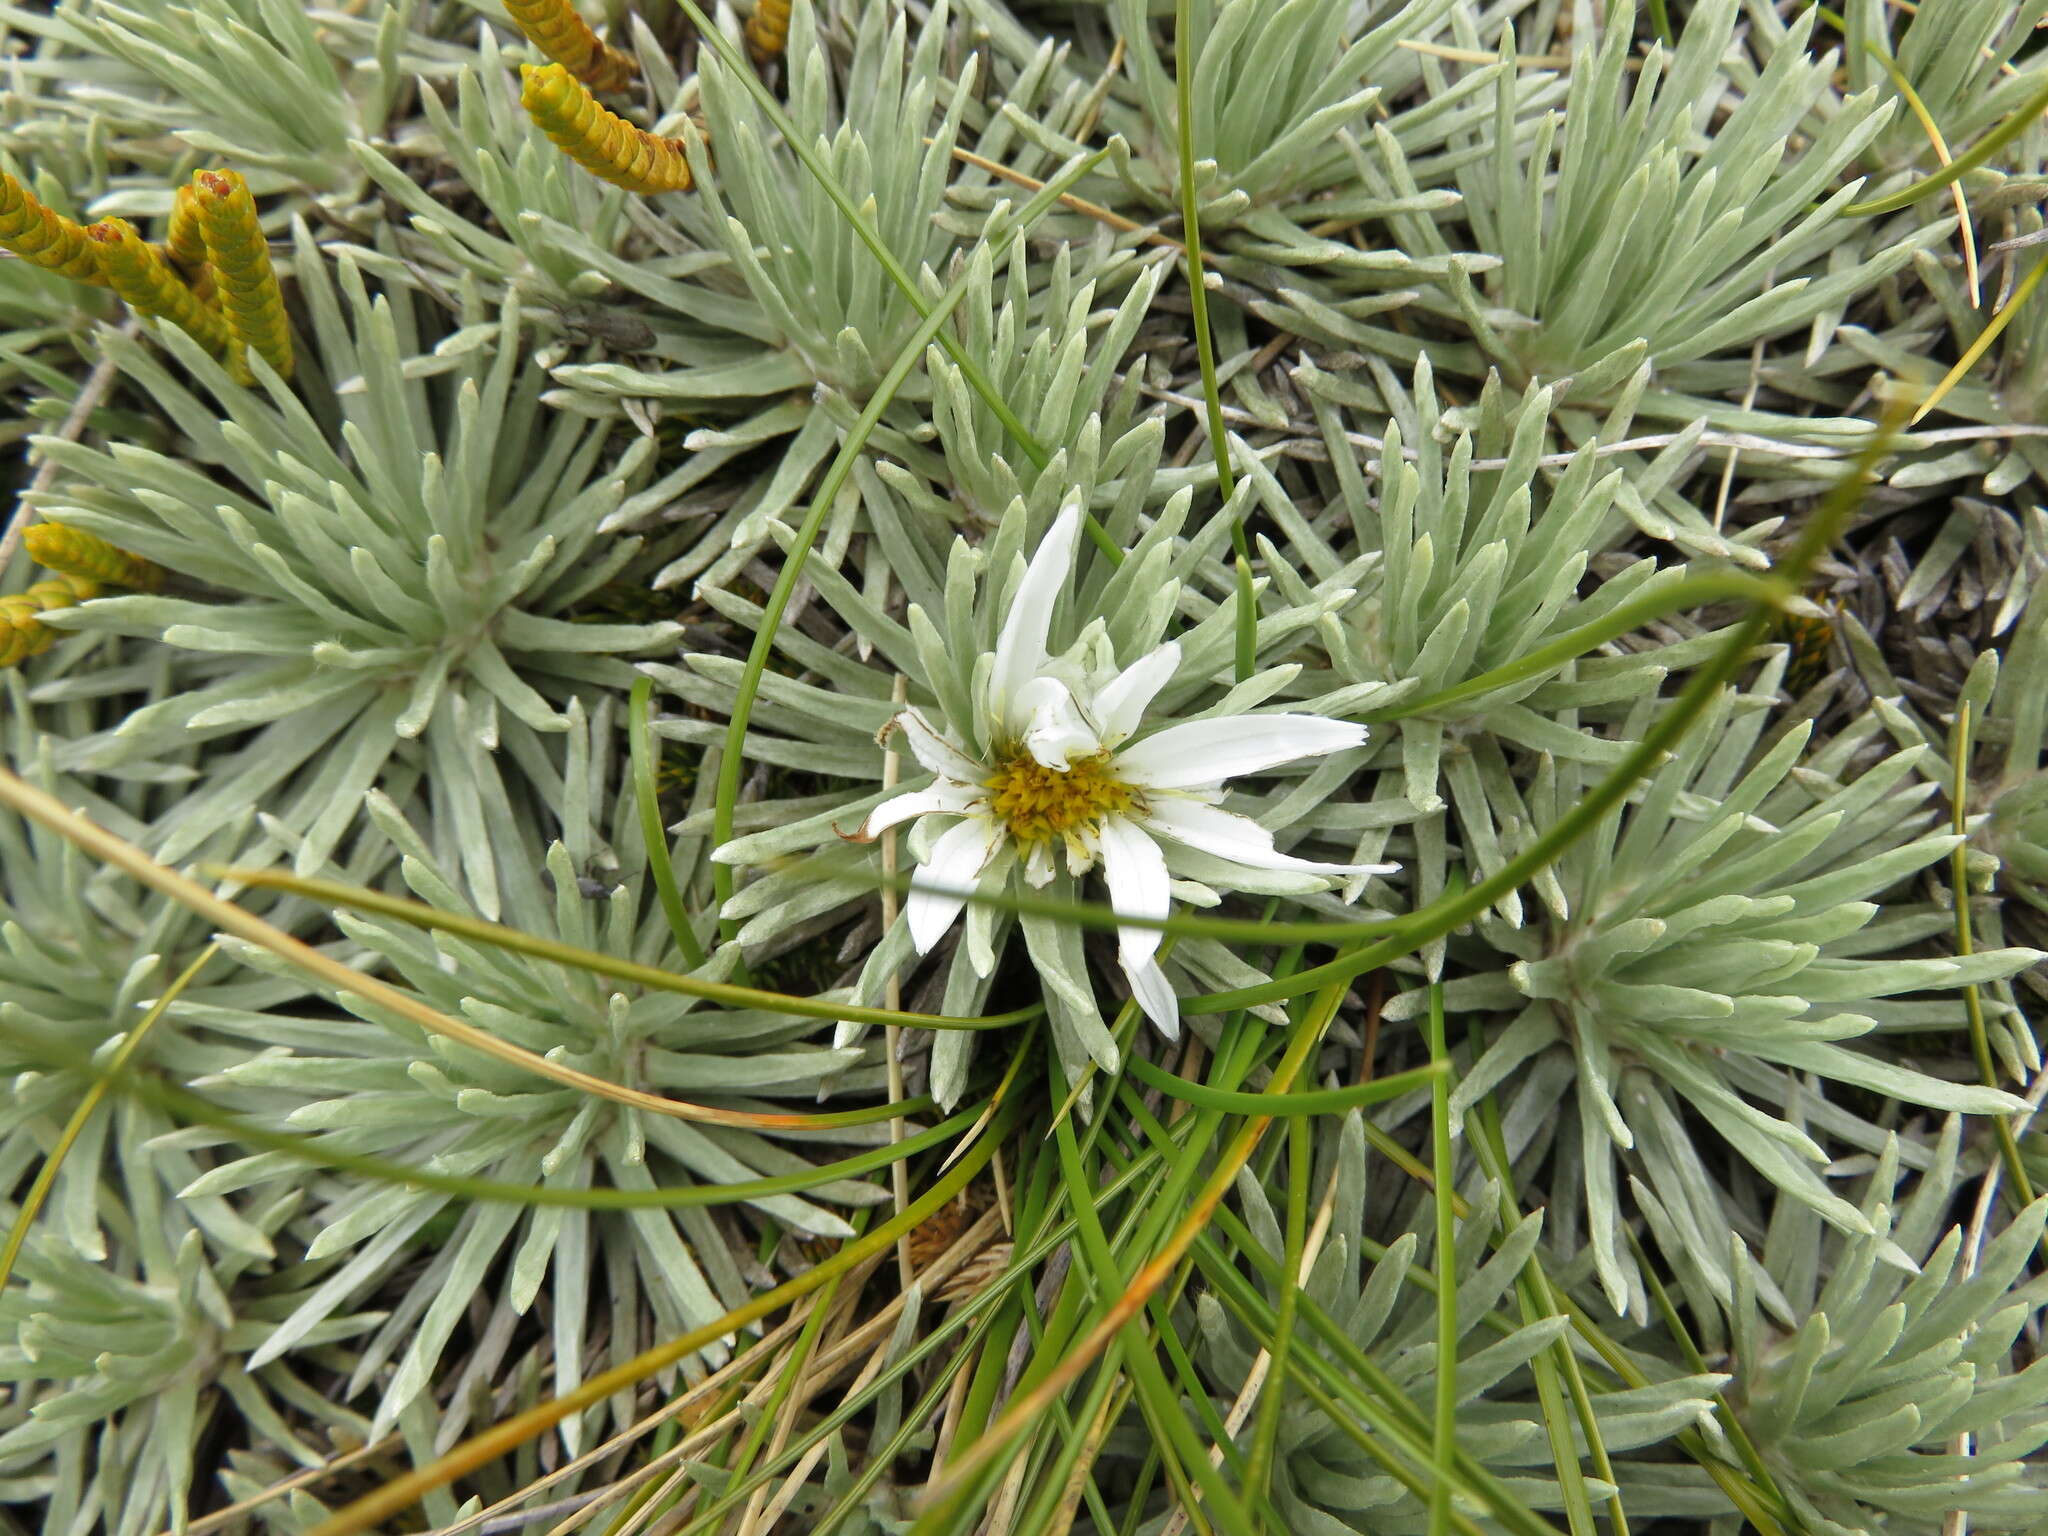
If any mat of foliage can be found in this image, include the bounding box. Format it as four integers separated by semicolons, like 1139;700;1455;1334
0;0;2046;1532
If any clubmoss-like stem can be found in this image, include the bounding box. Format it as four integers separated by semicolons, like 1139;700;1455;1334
163;183;207;274
191;168;294;382
0;573;98;667
22;520;166;592
85;218;230;356
161;183;215;302
746;0;791;62
520;63;698;194
0;171;106;287
503;0;637;92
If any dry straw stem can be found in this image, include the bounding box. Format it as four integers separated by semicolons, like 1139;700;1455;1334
0;573;98;666
920;978;1352;1515
0;768;895;1131
192;167;294;381
0;170;105;286
503;0;638;92
521;63;696;193
303;1099;1021;1533
22;519;167;591
746;0;791;62
85;217;231;355
1867;44;1980;304
0;344;127;579
430;1215;1003;1536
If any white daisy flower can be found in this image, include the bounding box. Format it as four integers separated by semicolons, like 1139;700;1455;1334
855;501;1396;1039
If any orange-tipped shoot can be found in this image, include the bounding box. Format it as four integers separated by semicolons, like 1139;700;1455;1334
191;168;293;383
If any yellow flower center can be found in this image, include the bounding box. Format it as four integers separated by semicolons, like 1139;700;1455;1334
984;750;1137;843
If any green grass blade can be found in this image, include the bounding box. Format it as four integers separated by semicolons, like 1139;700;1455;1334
1053;1111;1261;1536
1843;69;2048;214
1171;0;1255;679
0;942;217;1290
629;674;707;970
1245;1108;1310;1521
1363;571;1777;721
1426;983;1458;1536
1951;700;2038;1206
0;1018;984;1208
216;867;1039;1033
1123;1054;1446;1114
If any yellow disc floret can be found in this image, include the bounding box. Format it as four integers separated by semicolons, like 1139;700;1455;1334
984;751;1137;843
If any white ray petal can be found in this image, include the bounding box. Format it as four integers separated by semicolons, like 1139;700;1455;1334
1089;643;1180;748
1099;814;1171;971
894;708;985;784
906;815;1002;952
858;781;983;839
1113;714;1367;789
1018;676;1101;770
988;501;1081;738
965;842;1014;979
1146;796;1401;876
1124;954;1180;1039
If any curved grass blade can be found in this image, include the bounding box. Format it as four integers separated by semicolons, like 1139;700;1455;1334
915;975;1351;1523
1183;415;1904;1011
1171;0;1256;681
1950;701;2038;1204
0;1015;976;1205
216;867;1038;1034
1364;571;1779;720
630;673;708;969
1121;1053;1444;1114
0;767;892;1132
0;942;216;1290
1052;1109;1262;1536
1865;44;1978;302
1843;70;2048;215
1425;983;1457;1536
1910;254;2048;427
1470;1096;1615;1536
1244;1107;1309;1513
